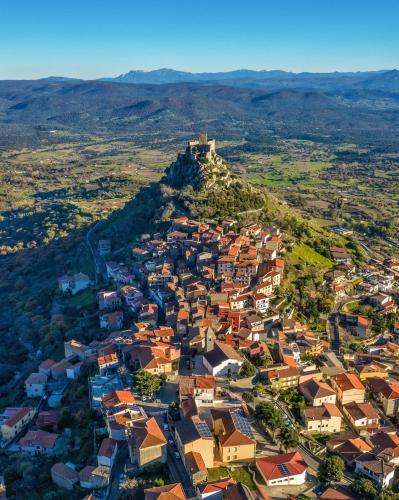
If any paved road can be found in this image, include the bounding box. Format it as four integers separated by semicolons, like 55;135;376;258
107;442;129;500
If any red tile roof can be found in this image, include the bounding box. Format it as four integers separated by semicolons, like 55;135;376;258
257;451;307;481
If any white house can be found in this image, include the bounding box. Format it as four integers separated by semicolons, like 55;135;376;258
25;372;47;398
203;341;244;377
256;451;308;487
355;453;395;489
97;437;118;468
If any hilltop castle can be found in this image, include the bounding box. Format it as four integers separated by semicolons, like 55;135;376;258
186;132;216;161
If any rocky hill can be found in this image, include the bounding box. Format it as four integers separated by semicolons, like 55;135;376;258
163;134;237;191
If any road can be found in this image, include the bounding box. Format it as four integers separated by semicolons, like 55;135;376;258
86;221;107;282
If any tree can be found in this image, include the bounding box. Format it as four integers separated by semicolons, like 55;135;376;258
351;478;377;500
318;454;345;484
133;369;160;396
242;392;254;403
278;425;300;453
254;401;284;440
253;382;266;396
239;361;256;378
379;489;399;500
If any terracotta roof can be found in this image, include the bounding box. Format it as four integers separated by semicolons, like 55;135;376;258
144;482;186;500
51;462;79;481
320;486;356;500
332;372;365;391
129;417;167;449
343;401;379;421
98;437;117;458
25;372;47;385
256;451;308;481
19;429;58;449
299;379;336;401
184;450;206;474
211;408;255;447
304;403;343;421
197;478;236;494
3;407;33;428
101;390;135;408
39;359;56;370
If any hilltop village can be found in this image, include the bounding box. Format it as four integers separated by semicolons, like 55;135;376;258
2;138;399;500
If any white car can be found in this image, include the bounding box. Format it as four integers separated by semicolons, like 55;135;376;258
174;451;181;460
163;423;169;431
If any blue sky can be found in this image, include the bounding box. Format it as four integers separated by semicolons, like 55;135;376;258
1;0;398;79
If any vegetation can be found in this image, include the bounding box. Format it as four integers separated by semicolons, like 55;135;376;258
351;478;378;500
133;369;161;396
278;425;300;453
255;402;284;440
317;454;345;484
239;360;257;378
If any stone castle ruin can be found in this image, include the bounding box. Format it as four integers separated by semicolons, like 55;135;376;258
186;132;216;161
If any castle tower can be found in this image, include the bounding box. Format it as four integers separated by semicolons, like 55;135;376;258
204;326;215;353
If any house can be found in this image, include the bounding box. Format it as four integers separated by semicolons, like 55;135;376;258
319;486;357;500
36;410;61;432
367;378;399;417
342;401;379;431
25;372;47;398
38;359;56;376
178;374;215;406
327;435;372;466
106;406;147;440
98;291;122;311
97;437;118;468
354;452;395;489
210;408;256;464
64;339;92;360
1;407;35;442
302;403;343;433
89;373;124;408
299;379;337;407
100;310;123;330
203;341;244;377
18;429;59;455
184;451;207;486
256;451;308;487
144;483;186;500
98;353;119;375
197;477;241;500
79;465;97;489
264;365;300;392
79;465;110;489
174;416;215;468
58;273;90;295
330;373;365;404
356;362;389;381
66;360;83;380
253;293;270;314
101;390;136;413
128;417;167;467
51;462;79;491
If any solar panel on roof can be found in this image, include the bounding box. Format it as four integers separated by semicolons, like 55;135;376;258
277;464;290;476
195;422;212;438
231;411;254;438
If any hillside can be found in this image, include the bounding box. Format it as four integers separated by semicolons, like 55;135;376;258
1;79;399;149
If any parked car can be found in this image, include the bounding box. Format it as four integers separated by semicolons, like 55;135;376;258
174;451;181;460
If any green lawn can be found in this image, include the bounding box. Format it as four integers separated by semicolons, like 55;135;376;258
230;466;256;490
207;467;230;481
291;242;334;268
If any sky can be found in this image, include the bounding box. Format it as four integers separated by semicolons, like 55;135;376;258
1;0;398;79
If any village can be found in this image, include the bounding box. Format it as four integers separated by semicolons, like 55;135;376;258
2;211;399;500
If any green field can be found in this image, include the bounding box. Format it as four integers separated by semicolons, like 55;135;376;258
291;242;334;268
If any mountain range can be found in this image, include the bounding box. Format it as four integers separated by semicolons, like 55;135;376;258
1;69;399;149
